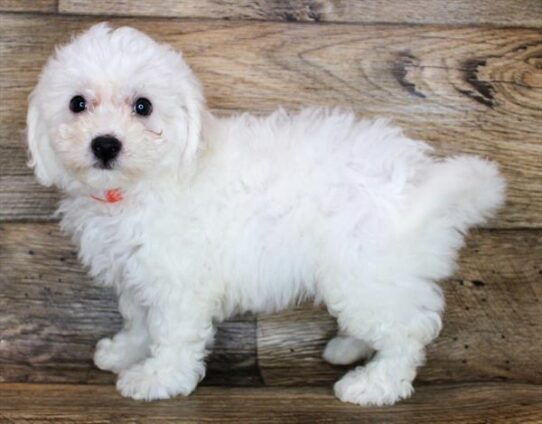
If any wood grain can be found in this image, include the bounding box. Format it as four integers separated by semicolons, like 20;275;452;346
257;230;542;386
1;383;541;423
1;223;541;386
1;14;541;226
0;222;262;386
0;0;56;13
57;0;542;27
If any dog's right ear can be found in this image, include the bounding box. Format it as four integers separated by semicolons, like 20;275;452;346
26;90;62;187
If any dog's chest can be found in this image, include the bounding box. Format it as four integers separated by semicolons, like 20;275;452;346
64;208;146;288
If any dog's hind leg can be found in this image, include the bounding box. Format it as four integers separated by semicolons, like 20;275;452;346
330;280;443;406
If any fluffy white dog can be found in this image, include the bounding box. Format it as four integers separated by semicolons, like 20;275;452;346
27;23;505;406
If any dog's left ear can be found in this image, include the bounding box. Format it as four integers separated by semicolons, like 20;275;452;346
26;90;63;187
180;78;204;166
169;50;206;168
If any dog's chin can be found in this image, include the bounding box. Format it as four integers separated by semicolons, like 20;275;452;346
79;166;131;190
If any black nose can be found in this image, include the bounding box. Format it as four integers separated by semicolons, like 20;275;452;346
91;135;122;167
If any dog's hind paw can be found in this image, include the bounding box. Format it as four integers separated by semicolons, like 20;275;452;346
94;335;148;373
323;336;374;365
334;365;414;406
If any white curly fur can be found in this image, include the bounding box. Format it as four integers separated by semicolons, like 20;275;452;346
27;23;506;406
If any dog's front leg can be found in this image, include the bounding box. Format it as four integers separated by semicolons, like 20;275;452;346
116;292;213;401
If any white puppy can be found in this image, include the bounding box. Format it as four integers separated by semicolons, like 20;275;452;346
27;23;505;406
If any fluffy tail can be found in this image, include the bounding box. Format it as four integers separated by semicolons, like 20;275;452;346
402;155;506;234
390;155;506;282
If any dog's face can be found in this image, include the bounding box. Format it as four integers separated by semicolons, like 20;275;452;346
27;23;204;191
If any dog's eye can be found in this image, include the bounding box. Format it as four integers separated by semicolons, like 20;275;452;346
69;95;87;113
133;98;152;117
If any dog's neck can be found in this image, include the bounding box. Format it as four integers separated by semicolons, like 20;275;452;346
89;188;124;204
81;170;192;206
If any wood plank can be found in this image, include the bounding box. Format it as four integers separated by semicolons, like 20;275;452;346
257;229;542;386
0;0;56;13
1;222;541;386
1;383;541;423
0;176;60;221
58;0;542;27
1;15;541;227
0;223;262;386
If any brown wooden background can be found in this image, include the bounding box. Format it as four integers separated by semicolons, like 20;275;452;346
1;1;541;422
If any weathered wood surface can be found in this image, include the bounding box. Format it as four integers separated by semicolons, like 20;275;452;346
0;0;56;13
3;0;542;27
0;223;261;386
1;383;541;424
1;222;541;386
57;0;542;27
1;14;541;226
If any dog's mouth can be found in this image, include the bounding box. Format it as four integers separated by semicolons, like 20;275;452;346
93;160;117;170
82;163;128;191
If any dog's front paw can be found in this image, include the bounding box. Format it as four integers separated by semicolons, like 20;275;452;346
116;359;199;401
334;365;413;406
94;335;148;373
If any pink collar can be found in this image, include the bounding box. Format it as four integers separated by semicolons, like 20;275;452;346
90;188;124;204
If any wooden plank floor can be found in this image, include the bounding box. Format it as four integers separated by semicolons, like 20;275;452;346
1;1;541;422
1;383;542;424
55;0;542;27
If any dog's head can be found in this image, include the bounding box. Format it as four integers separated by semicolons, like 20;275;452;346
27;23;204;191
